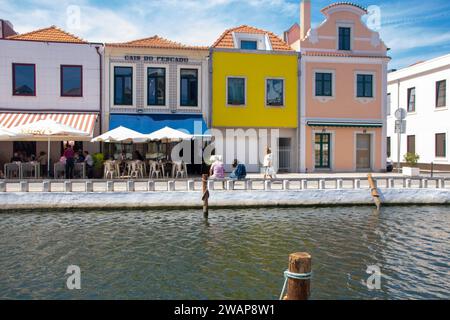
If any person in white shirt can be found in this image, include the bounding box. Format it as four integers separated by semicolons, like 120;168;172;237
263;147;276;179
84;151;94;178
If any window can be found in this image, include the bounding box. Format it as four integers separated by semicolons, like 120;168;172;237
387;93;391;115
147;67;166;106
227;77;246;106
61;65;82;97
407;87;415;112
266;79;284;106
357;74;373;98
436;80;446;108
12;63;35;96
180;69;198;107
338;27;351;50
436;133;446;157
407;135;415;154
240;40;257;50
114;67;133;105
387;137;391;158
315;73;332;97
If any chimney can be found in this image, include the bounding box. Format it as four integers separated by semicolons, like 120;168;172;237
300;0;311;40
0;20;18;39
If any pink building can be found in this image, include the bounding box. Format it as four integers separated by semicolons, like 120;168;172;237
286;1;390;172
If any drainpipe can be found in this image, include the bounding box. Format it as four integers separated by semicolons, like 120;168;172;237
95;45;103;153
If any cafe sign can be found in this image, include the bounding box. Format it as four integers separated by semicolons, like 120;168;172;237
124;55;189;63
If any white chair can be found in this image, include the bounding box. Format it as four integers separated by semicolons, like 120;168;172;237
173;161;188;179
54;163;65;179
104;161;116;179
149;161;164;179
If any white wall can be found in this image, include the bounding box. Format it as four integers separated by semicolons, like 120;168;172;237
387;55;450;165
0;39;101;112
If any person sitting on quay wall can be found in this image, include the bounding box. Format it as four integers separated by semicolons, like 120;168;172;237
209;155;225;179
230;159;247;180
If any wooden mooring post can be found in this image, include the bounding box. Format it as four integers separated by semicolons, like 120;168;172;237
202;174;209;219
367;174;381;210
283;252;312;300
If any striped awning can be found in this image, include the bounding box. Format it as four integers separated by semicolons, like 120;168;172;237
0;113;98;136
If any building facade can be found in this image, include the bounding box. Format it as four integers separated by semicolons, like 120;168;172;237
387;54;450;169
285;1;390;172
210;26;299;172
0;25;101;167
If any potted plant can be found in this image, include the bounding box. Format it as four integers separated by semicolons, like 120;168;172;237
92;153;105;179
402;152;420;176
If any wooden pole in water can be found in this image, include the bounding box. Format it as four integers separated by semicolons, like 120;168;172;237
202;174;209;218
368;174;381;210
285;252;311;300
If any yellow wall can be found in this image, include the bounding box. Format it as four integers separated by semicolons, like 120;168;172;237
212;51;298;128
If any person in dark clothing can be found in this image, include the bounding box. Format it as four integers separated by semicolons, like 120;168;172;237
229;159;247;180
133;150;144;161
64;145;75;179
10;152;22;162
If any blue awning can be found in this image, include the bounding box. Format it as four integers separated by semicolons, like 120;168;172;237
110;114;208;136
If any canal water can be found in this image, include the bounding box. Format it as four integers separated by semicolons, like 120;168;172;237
0;206;448;300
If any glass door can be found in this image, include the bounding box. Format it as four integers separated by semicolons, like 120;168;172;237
315;133;331;169
356;134;371;170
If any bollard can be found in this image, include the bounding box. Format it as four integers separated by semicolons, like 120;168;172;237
283;180;290;190
106;181;114;192
264;180;272;190
438;179;445;189
301;179;308;190
168;181;175;191
420;179;428;189
20;181;28;192
127;180;135;192
319;179;325;190
202;174;209;218
284;252;311;300
405;179;412;188
64;181;72;193
43;181;50;192
147;181;155;192
85;181;93;193
353;179;361;189
187;180;195;191
0;181;6;192
336;179;343;190
207;180;215;191
388;178;395;189
245;180;253;191
226;180;234;191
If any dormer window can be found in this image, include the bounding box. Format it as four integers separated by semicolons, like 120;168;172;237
338;27;351;51
240;40;257;50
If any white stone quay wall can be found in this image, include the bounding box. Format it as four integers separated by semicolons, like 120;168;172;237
1;189;450;211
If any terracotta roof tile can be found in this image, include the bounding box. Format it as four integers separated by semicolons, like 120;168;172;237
212;25;292;51
107;36;208;51
7;26;87;43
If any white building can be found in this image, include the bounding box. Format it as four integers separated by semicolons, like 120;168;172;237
387;53;450;169
0;25;102;169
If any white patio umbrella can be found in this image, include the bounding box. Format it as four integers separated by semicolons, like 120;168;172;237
145;126;193;142
11;119;90;177
0;127;22;140
91;126;147;143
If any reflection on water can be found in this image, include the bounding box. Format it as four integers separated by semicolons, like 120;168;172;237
0;206;449;300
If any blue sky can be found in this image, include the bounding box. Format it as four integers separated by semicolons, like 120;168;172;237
1;0;450;69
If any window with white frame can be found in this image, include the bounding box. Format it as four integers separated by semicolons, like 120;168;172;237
266;79;284;107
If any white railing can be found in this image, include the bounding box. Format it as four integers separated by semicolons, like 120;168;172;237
0;177;448;193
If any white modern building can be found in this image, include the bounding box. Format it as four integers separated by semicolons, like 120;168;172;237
387;53;450;169
0;24;102;169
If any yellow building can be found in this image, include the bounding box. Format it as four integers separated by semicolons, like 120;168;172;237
210;25;299;172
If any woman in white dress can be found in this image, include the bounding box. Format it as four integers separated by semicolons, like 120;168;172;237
263;147;276;179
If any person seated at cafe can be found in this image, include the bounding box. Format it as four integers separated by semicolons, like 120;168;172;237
75;151;85;163
84;151;94;179
209;156;225;179
10;152;22;162
133;150;144;161
229;159;247;180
